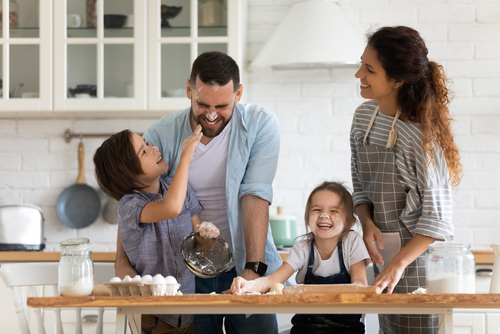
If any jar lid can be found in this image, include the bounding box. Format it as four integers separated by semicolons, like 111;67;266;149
429;235;470;249
60;237;91;250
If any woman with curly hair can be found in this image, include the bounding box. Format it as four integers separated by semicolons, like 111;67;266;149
350;26;463;334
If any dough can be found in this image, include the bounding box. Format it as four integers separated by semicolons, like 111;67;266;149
411;287;427;294
269;283;284;295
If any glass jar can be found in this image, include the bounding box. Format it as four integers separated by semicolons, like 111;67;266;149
426;236;475;293
58;238;94;296
198;0;224;27
0;0;19;28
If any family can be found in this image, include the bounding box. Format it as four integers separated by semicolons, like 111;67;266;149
93;26;463;334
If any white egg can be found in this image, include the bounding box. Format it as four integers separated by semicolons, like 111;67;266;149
109;277;121;283
141;275;153;284
164;276;177;284
123;275;132;282
132;275;142;282
152;274;165;284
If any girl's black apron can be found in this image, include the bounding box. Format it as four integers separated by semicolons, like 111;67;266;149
290;239;364;334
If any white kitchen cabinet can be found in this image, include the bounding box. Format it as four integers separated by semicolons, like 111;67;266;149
486;312;500;334
53;0;147;111
0;0;52;111
454;309;500;334
147;0;244;112
0;0;244;113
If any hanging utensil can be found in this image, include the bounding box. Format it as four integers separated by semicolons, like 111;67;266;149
56;141;101;229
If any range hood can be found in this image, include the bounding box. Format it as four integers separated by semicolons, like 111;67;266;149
250;0;366;70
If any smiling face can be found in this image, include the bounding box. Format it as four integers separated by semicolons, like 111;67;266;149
307;190;346;240
186;76;242;139
131;133;168;189
355;45;401;107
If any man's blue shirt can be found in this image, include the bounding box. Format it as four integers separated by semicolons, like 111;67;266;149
144;103;282;275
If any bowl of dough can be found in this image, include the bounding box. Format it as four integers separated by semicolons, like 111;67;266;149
182;231;233;278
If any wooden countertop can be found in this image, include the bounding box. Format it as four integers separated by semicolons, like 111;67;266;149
0;250;494;264
281;250;494;264
0;252;116;262
471;250;495;264
28;293;500;311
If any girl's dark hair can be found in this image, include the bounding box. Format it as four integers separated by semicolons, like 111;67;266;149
93;130;145;201
303;181;357;242
367;26;462;187
190;51;240;92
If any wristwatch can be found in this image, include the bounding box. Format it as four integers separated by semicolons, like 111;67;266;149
245;261;268;276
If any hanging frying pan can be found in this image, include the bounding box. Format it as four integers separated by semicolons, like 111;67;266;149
56;141;101;229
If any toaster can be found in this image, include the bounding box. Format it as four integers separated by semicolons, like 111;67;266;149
0;204;46;251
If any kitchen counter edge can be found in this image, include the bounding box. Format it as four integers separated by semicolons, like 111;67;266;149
0;252;116;262
0;250;494;264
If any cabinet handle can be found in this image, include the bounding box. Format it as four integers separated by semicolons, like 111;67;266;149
476;268;493;277
82;314;98;323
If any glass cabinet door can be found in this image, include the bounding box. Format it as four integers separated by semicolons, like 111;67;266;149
0;0;51;111
54;0;146;111
148;0;240;112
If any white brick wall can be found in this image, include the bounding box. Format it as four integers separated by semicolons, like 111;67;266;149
0;1;499;252
247;0;500;247
0;117;159;251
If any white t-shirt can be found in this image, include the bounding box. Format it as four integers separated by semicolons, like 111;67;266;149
188;119;234;266
285;231;370;284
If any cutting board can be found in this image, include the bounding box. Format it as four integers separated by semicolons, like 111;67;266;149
283;284;381;295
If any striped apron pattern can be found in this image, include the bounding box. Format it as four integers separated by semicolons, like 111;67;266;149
356;107;439;334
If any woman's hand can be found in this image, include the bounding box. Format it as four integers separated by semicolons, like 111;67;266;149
181;124;202;161
371;260;406;294
371;234;436;294
362;220;384;266
231;276;255;295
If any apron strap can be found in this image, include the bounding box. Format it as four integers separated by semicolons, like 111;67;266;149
362;107;379;145
386;109;401;148
362;106;402;148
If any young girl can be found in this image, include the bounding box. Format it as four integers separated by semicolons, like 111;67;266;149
93;125;218;334
351;26;463;334
231;181;370;334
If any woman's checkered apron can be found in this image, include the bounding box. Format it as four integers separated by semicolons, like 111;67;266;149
356;107;439;334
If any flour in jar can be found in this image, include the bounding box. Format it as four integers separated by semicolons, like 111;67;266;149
426;275;475;294
59;276;93;296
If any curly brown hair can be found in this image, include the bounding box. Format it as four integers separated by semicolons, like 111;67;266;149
368;26;463;187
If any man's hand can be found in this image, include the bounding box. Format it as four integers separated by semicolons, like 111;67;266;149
115;227;137;279
115;263;138;280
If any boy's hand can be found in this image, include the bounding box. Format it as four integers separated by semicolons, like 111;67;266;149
195;221;219;239
193;221;219;253
181;124;202;160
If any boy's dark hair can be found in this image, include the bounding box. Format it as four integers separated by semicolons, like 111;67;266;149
189;51;240;92
303;181;357;242
93;130;145;201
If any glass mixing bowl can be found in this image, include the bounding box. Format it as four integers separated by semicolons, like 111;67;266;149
181;232;232;278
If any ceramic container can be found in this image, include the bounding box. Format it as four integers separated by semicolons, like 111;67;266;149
269;207;297;248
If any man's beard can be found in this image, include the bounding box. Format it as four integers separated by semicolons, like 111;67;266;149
190;109;232;139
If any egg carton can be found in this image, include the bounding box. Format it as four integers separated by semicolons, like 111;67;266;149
104;281;181;296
